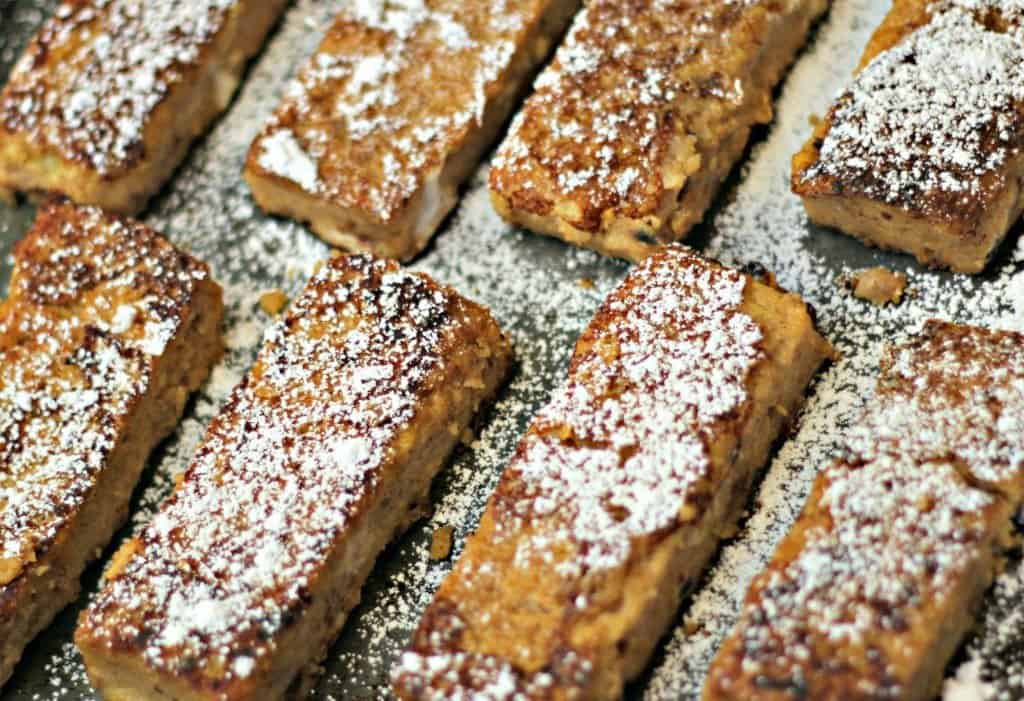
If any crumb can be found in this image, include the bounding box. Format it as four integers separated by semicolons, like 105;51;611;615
808;113;821;127
717;520;741;540
430;526;454;561
259;289;289;315
0;558;22;587
6;0;1019;697
684;617;702;636
103;540;140;581
577;277;595;289
842;267;907;306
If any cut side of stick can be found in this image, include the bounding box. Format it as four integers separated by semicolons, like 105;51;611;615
245;0;580;261
489;0;829;261
76;254;513;701
705;320;1024;701
0;199;224;689
0;0;288;213
394;245;832;700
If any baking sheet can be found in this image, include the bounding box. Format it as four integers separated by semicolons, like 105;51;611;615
1;1;1022;699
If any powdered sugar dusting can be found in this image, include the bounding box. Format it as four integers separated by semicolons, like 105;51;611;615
966;559;1024;701
797;1;1024;216
257;129;322;194
394;246;768;697
0;0;237;174
703;321;1024;699
5;0;1024;698
247;0;542;225
945;659;995;701
0;200;210;604
645;0;1024;697
506;247;762;574
79;254;500;687
489;0;820;237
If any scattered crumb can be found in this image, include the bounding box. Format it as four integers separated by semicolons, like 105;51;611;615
577;277;595;289
258;288;288;315
843;266;907;306
4;0;1024;697
808;112;821;127
429;526;454;561
718;520;741;540
102;540;140;581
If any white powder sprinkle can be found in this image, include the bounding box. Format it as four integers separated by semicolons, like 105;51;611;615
703;321;1024;698
248;0;538;224
0;200;211;612
944;659;994;701
80;254;498;686
257;129;322;194
0;0;238;174
490;0;805;238
6;0;1024;698
395;246;772;696
798;2;1024;215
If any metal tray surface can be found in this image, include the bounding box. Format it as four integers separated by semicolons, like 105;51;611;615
1;1;1022;699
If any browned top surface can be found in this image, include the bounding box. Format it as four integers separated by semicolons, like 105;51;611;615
489;0;806;233
705;320;1024;700
0;0;240;176
0;199;211;614
245;0;555;226
395;246;772;698
793;0;1024;226
877;319;1024;497
78;254;507;694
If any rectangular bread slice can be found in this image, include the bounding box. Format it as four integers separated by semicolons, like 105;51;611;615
0;199;224;689
75;254;514;700
488;0;829;262
704;320;1024;701
243;0;580;262
792;0;1024;273
394;245;833;700
0;0;289;214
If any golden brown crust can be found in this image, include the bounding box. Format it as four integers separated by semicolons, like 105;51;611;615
244;0;579;261
488;0;829;262
877;321;1024;501
0;0;288;214
704;320;1024;701
394;246;832;700
76;254;513;700
792;0;1024;273
0;199;224;688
